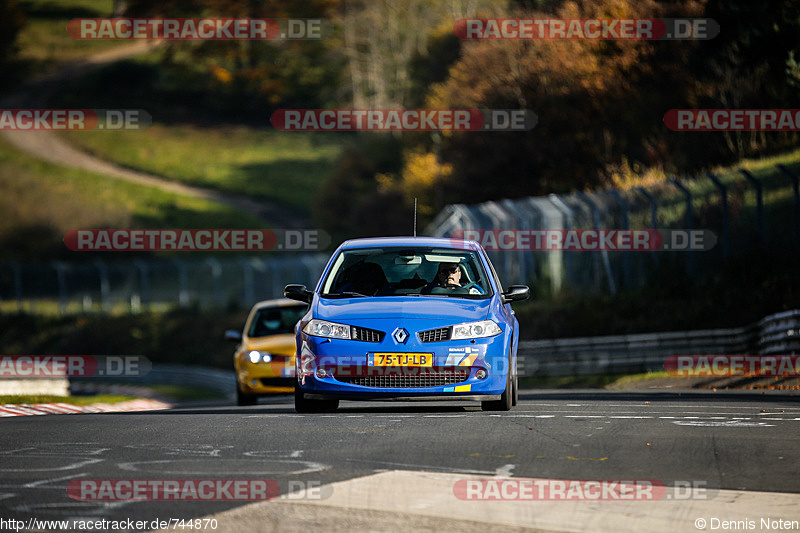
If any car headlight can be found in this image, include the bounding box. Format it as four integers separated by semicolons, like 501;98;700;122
248;350;273;363
451;320;502;340
302;319;351;339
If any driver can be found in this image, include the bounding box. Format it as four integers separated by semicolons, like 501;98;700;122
421;262;482;294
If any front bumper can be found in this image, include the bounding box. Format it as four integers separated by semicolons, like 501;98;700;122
237;359;296;394
295;331;511;400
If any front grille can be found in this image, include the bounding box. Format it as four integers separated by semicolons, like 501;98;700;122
337;368;469;388
418;327;451;343
351;326;385;343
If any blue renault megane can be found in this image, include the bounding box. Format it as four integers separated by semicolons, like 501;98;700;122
284;236;529;412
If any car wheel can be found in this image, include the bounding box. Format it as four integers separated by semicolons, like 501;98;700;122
295;384;339;413
482;359;513;412
236;385;257;406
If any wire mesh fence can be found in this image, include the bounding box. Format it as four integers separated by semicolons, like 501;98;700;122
425;164;800;294
2;164;798;313
0;254;329;314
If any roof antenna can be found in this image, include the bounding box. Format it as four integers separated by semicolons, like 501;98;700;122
413;197;417;237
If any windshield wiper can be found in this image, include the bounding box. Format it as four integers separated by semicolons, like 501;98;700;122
321;291;369;298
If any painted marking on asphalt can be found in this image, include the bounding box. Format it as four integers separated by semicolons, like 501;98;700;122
0;458;103;473
494;464;516;477
116;458;329;475
672;420;775;427
24;472;87;488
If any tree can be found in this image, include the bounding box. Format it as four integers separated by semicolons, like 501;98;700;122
0;0;25;85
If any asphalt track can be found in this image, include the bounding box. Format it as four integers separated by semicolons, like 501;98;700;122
1;389;799;532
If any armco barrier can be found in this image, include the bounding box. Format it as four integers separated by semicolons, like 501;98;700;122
69;364;236;397
518;309;799;377
13;310;800;397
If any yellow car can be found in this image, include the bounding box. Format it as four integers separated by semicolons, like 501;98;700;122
226;298;309;405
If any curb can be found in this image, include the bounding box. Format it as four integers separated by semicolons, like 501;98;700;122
0;398;173;418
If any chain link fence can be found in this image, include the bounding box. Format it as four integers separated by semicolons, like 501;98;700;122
425;165;800;294
0;254;329;314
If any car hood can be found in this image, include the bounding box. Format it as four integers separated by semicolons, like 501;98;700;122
314;296;491;323
243;333;297;355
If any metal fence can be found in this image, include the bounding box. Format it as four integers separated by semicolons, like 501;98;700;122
518;309;800;377
425;164;800;294
0;254;329;314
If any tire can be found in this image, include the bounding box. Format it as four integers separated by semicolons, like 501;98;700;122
482;359;513;412
236;385;258;406
294;384;339;413
512;358;519;407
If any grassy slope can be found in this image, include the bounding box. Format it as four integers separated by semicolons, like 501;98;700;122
57;122;347;214
46;49;349;215
0;135;266;260
15;0;121;65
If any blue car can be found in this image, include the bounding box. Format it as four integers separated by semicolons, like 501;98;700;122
284;236;529;413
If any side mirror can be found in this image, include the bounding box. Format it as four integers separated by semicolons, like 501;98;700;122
502;285;530;303
224;330;242;342
284;284;313;304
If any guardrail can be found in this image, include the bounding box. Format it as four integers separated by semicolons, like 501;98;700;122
518;309;800;377
70;364;236;398
12;309;800;397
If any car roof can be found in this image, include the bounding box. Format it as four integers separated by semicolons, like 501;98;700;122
338;236;482;252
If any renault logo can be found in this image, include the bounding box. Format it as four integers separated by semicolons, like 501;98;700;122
392;328;409;344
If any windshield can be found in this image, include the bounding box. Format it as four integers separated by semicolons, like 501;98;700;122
248;304;308;337
321;247;492;298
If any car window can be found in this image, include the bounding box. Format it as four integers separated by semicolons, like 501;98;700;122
321;247;492;298
248;305;307;337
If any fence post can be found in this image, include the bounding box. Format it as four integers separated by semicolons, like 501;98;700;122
670;177;694;275
635;187;659;264
776;164;800;250
706;172;730;259
607;189;631;288
577;191;616;295
548;194;575;290
739;169;764;248
94;260;111;312
205;258;223;309
239;259;255;306
133;260;150;311
172;260;190;308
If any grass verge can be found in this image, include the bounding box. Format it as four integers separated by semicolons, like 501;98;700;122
0;135;267;261
49;51;349;215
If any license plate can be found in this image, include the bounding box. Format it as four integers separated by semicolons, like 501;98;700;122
369;353;434;367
